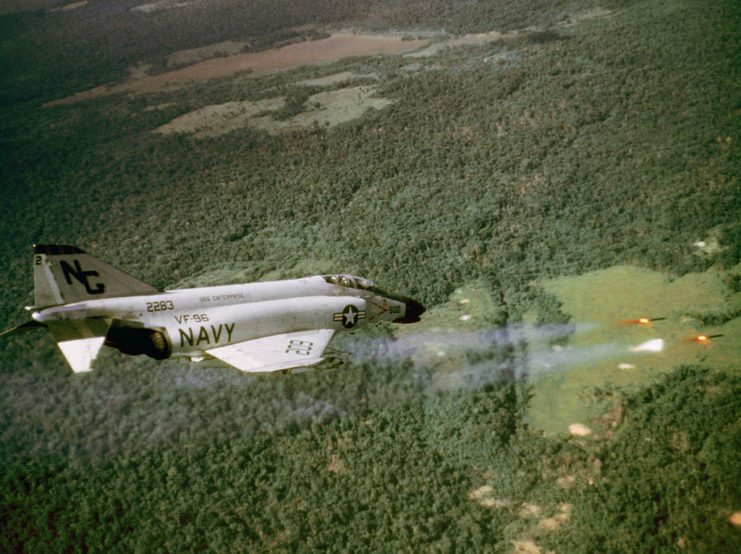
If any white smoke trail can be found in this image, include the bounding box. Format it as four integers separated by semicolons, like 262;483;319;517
342;323;596;362
337;322;643;390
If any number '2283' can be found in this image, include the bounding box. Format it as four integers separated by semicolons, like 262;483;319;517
146;300;174;312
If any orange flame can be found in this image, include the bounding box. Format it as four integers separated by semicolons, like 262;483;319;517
683;333;722;343
621;316;665;326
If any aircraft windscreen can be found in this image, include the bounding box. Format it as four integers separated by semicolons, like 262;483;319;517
323;274;378;292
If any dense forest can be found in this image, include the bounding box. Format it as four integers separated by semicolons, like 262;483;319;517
1;0;740;551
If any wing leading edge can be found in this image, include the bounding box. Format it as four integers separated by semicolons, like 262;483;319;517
205;329;336;373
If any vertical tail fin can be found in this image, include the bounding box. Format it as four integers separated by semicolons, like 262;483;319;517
33;244;158;307
30;244;157;372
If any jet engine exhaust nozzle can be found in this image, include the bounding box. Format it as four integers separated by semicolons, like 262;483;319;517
394;298;426;324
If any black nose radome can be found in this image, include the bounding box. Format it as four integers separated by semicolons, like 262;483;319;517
394;298;426;324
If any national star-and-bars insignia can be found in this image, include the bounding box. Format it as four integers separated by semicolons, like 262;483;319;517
333;304;365;328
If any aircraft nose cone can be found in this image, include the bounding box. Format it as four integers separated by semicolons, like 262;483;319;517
394;298;426;323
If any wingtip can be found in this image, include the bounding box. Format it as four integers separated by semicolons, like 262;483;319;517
1;320;47;337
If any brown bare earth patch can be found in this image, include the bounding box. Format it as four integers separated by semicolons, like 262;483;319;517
537;503;571;531
154;97;285;137
327;453;346;474
132;1;191;14
44;33;427;107
510;540;541;554
518;503;543;518
51;1;87;12
154;85;392;137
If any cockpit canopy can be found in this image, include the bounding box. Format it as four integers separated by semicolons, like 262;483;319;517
322;274;377;291
322;274;401;302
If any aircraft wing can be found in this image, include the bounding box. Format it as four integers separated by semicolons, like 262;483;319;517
205;329;336;373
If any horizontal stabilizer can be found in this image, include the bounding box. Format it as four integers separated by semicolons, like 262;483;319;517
206;329;335;373
1;318;107;373
0;320;47;337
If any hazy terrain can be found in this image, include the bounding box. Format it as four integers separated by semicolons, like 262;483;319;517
1;0;740;551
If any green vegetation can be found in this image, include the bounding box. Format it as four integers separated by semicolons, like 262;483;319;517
550;368;741;553
1;0;739;551
2;365;738;551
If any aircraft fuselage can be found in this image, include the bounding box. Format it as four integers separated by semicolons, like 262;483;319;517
32;276;422;362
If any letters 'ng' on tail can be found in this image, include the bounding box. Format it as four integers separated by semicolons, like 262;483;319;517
33;244;158;308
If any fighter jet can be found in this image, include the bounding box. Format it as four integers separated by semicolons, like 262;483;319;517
3;245;425;373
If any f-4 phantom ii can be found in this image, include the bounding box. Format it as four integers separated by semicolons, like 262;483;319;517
3;245;425;373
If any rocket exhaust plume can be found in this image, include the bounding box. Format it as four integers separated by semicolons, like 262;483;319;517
336;322;662;389
341;323;589;363
629;339;664;352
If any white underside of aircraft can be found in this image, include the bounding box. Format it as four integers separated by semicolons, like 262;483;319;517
3;245;424;373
